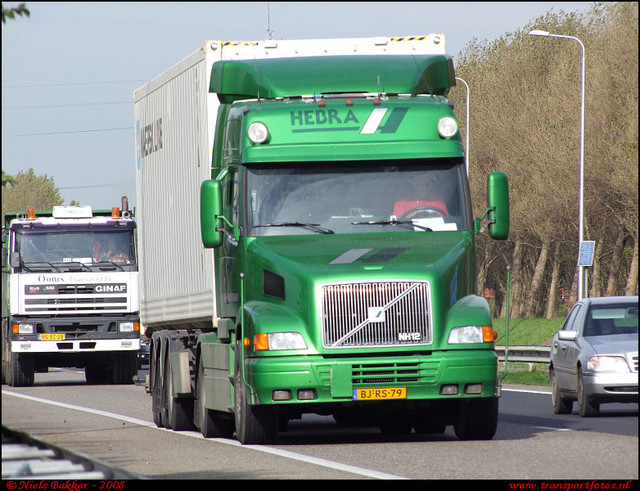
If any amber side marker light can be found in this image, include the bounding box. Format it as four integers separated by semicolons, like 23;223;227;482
483;325;498;343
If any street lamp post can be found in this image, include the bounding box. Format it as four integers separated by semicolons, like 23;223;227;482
529;29;586;300
455;77;470;176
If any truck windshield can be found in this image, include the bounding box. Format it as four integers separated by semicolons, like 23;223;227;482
246;159;470;236
14;224;136;272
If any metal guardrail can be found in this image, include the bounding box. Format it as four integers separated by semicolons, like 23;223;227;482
2;426;145;480
495;345;551;364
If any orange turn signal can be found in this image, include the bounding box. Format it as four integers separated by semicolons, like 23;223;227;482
482;325;498;343
253;333;269;351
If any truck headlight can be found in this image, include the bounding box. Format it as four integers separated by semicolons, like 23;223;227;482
254;332;307;351
13;323;34;334
119;321;139;333
448;325;496;344
247;122;269;144
587;356;630;372
437;116;458;138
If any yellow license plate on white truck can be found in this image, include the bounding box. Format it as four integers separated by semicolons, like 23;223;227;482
40;333;65;341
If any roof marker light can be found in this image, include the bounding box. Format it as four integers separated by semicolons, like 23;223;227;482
27;209;36;220
112;207;121;218
437;116;458;138
247;122;269;144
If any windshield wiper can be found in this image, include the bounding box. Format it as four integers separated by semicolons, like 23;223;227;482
351;219;433;232
21;261;62;272
255;222;334;235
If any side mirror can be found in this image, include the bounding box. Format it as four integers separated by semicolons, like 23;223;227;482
475;172;509;240
486;171;509;240
200;179;223;248
558;330;578;342
9;251;21;269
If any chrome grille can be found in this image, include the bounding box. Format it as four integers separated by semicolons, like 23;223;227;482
321;280;431;348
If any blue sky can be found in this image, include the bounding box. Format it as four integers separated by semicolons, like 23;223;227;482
2;2;591;210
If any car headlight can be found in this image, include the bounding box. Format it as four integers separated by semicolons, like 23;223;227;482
253;332;307;351
448;325;497;344
587;355;630;372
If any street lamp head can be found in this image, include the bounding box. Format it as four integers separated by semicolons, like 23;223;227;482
529;29;550;36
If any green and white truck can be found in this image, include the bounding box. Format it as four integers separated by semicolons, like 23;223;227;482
134;35;509;444
2;198;140;386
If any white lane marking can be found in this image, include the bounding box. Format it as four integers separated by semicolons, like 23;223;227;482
502;388;572;432
502;387;551;395
3;390;406;480
533;426;572;432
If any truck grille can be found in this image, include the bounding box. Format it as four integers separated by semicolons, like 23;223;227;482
24;283;128;314
321;280;431;348
631;353;638;373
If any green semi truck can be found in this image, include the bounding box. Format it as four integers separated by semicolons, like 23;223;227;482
134;35;509;444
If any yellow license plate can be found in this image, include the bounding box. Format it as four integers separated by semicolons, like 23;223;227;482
40;333;65;341
353;387;407;400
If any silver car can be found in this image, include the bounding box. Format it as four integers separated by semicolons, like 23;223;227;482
550;296;638;416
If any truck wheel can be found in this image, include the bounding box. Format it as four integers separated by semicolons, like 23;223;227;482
165;353;195;431
8;352;34;387
85;364;107;384
413;408;447;434
195;355;235;438
233;351;277;444
379;412;413;435
454;397;498;440
149;340;166;428
112;352;136;384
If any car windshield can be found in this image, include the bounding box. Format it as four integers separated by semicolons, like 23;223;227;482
245;158;470;236
584;303;638;336
14;224;136;272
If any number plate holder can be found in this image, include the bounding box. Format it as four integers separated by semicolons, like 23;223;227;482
352;387;407;400
40;333;66;341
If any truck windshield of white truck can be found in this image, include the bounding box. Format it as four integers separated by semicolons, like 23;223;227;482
246;158;469;236
13;223;136;271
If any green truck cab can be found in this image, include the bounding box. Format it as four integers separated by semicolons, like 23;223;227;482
197;54;509;443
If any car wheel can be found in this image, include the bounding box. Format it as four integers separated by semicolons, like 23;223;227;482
577;368;599;417
551;368;573;414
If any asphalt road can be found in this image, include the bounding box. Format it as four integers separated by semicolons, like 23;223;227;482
2;368;638;480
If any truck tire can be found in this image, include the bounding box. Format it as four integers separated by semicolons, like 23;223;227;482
233;348;277;444
454;397;498;440
150;338;166;427
85;364;108;384
112;352;136;384
195;355;235;438
165;352;195;431
379;411;413;435
7;352;34;387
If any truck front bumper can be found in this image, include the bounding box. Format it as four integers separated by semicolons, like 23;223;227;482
11;338;140;353
245;349;498;405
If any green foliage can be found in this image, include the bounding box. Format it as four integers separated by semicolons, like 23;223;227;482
499;363;550;386
451;2;638;316
492;317;564;346
1;2;30;23
1;168;63;219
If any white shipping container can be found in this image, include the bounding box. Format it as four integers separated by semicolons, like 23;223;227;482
133;35;446;329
